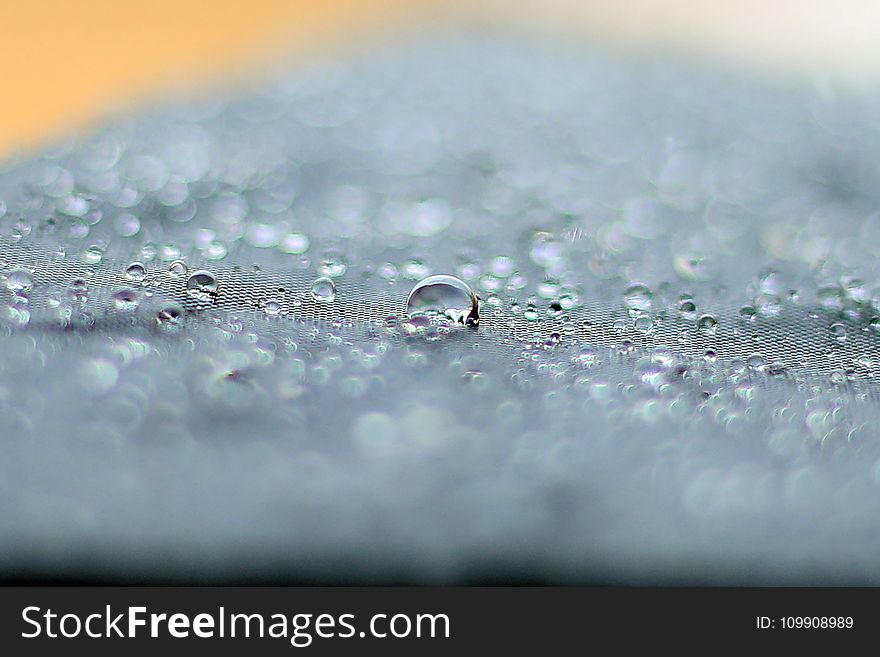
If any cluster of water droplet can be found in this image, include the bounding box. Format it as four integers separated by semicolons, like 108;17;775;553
4;35;880;583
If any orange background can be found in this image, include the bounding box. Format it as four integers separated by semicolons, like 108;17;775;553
0;1;415;157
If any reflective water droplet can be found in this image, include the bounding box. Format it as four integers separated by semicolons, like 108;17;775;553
69;278;88;304
186;270;219;302
622;284;652;313
81;245;104;265
112;287;139;311
80;358;119;396
529;232;563;269
698;314;718;335
280;232;310;255
678;296;697;319
114;213;141;237
830;322;847;342
405;274;479;327
747;353;767;370
311;277;337;302
155;303;185;332
523;304;539;321
125;262;146;282
168;260;187;276
263;300;282;316
318;253;347;278
817;286;844;311
754;293;781;317
5;268;33;293
2;304;30;327
634;316;654;332
673;255;711;281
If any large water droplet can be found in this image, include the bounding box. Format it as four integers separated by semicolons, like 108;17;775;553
698;314;718;335
311;277;337;302
125;262;146;283
186;270;219;302
167;260;187;277
5;268;33;293
406;274;479;327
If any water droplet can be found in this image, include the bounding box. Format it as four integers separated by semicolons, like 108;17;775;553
634;316;654;332
830;322;847;342
112;287;139;311
318;253;347;278
168;260;187;276
81;245;104;265
673;255;711;281
69;278;88;304
406;274;479;327
79;358;119;396
311;277;337;302
678;296;697;319
125;262;146;282
186;270;219;302
698;314;718;335
5;268;33;293
529;232;563;268
263;300;282;316
280;232;310;255
2;304;30;327
817;286;844;311
622;284;652;313
114;213;141;237
155;303;185;332
754;293;781;317
747;353;767;370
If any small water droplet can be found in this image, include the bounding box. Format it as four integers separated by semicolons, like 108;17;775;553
318;253;347;278
186;270;219;302
112;287;139;311
125;262;146;282
830;322;847;342
311;277;337;302
747;353;767;370
69;278;88;304
405;274;479;327
155;303;185;332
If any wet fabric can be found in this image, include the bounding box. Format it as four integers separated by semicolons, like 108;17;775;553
2;35;880;583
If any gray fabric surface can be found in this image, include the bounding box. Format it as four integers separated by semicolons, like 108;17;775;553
2;34;880;583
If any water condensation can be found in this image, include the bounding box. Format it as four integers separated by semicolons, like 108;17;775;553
2;35;880;583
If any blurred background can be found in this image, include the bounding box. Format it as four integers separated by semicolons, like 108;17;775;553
4;0;880;158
